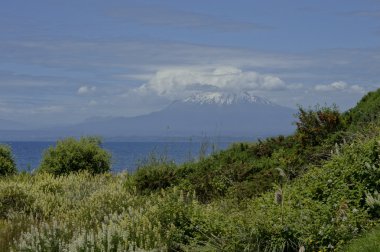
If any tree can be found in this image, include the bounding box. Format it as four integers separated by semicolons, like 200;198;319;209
39;136;111;175
0;145;17;176
295;105;344;147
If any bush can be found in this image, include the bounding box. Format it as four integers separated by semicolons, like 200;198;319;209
345;88;380;126
0;183;34;218
218;136;380;251
343;225;380;252
134;162;179;194
38;137;111;175
295;105;344;147
0;145;16;176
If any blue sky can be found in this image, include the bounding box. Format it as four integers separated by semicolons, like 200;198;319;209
1;0;380;126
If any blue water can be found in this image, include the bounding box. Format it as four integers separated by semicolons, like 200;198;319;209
4;141;231;173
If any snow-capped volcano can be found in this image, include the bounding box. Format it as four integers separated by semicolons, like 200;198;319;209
0;92;297;140
183;91;273;105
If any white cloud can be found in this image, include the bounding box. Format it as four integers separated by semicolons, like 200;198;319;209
30;105;65;114
350;84;366;94
314;81;365;93
135;66;289;99
88;100;98;106
314;81;347;91
77;85;97;95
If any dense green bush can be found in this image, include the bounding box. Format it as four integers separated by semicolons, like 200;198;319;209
0;183;34;218
345;88;380;126
133;135;305;202
295;105;345;147
184;135;380;251
38;136;111;175
343;225;380;252
134;162;179;194
0;145;16;176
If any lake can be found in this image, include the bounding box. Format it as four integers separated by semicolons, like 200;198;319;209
4;141;231;173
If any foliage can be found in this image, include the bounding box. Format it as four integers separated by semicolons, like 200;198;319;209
0;171;220;251
0;182;35;219
295;105;345;147
133;153;179;194
345;88;380;126
183;134;380;251
2;134;378;250
38;136;111;175
343;225;380;252
240;137;380;251
366;191;380;218
133;135;302;203
0;145;16;176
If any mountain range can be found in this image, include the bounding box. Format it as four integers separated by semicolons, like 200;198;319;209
0;92;296;141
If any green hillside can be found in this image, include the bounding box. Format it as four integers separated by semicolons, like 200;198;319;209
345;88;380;126
1;89;380;251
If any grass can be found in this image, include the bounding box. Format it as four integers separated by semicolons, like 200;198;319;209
344;225;380;252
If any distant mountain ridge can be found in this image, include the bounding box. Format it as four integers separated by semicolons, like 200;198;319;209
0;91;296;141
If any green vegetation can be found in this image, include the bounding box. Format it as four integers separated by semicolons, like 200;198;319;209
38;136;111;175
295;105;345;147
343;225;380;252
2;89;380;251
345;89;380;126
0;145;16;176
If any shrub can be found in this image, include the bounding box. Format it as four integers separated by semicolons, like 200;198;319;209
0;183;34;218
295;105;344;147
134;162;178;194
343;225;380;252
15;215;168;252
38;136;111;175
345;88;380;126
0;144;16;176
215;136;380;251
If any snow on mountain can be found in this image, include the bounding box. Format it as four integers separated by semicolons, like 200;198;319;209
182;91;273;105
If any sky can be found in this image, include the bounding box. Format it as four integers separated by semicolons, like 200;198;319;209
1;0;380;126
